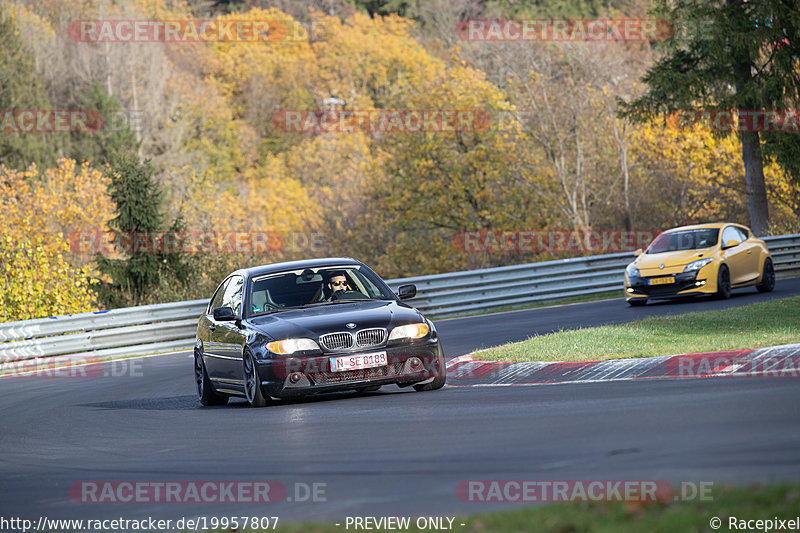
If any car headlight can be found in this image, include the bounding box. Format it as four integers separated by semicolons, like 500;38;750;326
266;338;320;355
626;263;640;277
388;322;430;341
684;258;713;272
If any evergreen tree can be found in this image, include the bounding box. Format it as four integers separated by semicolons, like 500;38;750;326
70;82;141;167
95;150;189;307
622;0;800;235
0;9;57;170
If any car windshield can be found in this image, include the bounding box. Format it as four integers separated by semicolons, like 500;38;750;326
247;265;396;316
647;229;719;254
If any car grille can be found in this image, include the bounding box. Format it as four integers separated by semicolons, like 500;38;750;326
319;332;353;351
318;328;387;351
356;328;386;347
310;362;404;384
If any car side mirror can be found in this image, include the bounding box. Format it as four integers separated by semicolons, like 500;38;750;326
213;306;236;321
397;284;417;300
634;248;643;257
723;239;739;250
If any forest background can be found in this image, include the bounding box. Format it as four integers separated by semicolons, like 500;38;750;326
1;0;798;321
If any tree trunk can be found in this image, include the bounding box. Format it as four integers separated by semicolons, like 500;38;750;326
730;0;769;235
740;130;769;236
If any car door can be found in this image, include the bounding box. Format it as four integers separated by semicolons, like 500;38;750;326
734;226;761;282
215;275;247;386
721;226;755;285
201;277;230;380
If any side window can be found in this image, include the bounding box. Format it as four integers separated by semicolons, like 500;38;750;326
734;226;748;241
722;226;743;246
222;275;244;316
208;278;230;313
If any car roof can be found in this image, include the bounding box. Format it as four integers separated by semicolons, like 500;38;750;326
663;222;749;233
229;257;364;280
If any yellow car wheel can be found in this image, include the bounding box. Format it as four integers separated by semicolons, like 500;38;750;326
716;265;732;299
756;258;775;293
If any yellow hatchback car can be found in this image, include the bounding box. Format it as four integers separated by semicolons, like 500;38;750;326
624;223;775;306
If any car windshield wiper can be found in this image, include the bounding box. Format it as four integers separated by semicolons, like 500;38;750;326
250;302;330;317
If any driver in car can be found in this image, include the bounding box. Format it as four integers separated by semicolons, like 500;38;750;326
324;271;349;301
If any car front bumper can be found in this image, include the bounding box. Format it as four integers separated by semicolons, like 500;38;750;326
625;270;715;300
255;339;445;398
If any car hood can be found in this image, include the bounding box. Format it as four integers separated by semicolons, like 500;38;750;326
636;248;714;273
246;299;425;340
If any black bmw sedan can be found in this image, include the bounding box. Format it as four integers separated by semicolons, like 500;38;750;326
194;258;446;407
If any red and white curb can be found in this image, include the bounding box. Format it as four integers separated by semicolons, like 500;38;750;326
444;343;800;387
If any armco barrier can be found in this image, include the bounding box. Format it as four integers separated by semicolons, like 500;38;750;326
384;233;800;317
0;233;798;369
0;300;207;369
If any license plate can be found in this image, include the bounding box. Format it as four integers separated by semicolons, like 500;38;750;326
649;276;675;285
330;351;387;372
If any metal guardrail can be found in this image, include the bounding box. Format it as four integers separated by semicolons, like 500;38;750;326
0;300;207;370
0;233;798;369
385;233;800;317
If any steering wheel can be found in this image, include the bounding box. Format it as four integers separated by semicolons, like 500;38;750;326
331;290;369;301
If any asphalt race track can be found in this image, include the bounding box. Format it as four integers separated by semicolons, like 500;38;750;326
1;279;799;526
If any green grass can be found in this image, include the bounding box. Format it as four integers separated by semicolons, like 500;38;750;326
473;296;800;363
257;482;800;532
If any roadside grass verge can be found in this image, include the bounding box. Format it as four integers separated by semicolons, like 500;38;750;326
268;482;800;533
473;296;800;363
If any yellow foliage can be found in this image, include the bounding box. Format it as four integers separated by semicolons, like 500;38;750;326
310;10;442;109
630;120;797;228
0;159;112;320
173;155;318;258
0;159;114;241
0;228;100;322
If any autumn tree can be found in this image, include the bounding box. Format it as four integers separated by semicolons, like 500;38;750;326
363;62;550;275
0;159;112;320
0;228;99;321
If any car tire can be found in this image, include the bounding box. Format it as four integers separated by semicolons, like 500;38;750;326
243;350;269;407
627;299;647;307
414;375;446;392
756;258;775;293
195;351;228;406
716;265;732;299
